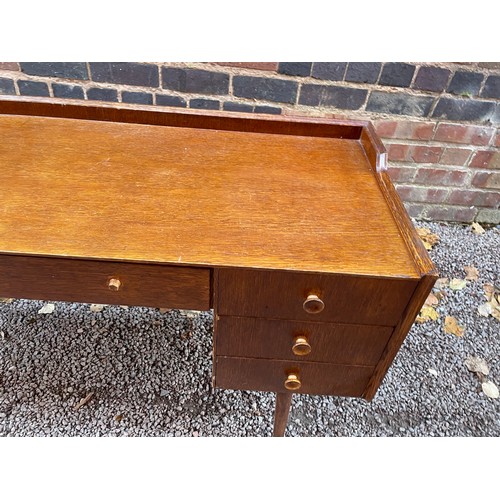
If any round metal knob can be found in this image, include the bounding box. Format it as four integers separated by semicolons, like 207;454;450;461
284;373;301;391
107;278;121;291
303;294;324;314
292;335;311;356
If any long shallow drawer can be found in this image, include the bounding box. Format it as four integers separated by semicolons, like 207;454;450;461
215;315;393;365
217;269;417;326
0;254;210;310
215;356;374;397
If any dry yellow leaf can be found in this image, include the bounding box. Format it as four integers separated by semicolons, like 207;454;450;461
450;278;467;290
416;305;440;323
0;297;14;303
424;292;439;306
471;222;485;234
434;278;449;290
444;316;465;337
417;227;440;250
483;284;495;301
464;265;479;281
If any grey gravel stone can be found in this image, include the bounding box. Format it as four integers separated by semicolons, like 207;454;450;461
0;221;499;436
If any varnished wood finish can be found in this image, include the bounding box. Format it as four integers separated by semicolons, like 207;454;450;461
215;316;393;365
363;273;437;400
0;112;418;277
0;255;210;310
273;392;293;437
215;356;374;396
216;269;418;326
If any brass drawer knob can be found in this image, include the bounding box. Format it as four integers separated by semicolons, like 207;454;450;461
284;373;301;391
292;335;311;356
303;293;324;314
107;278;121;291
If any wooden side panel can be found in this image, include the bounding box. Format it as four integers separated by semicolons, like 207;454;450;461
215;356;374;397
215;315;393;365
0;255;211;310
217;269;418;326
363;273;438;400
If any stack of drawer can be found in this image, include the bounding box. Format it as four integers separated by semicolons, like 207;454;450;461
213;269;418;398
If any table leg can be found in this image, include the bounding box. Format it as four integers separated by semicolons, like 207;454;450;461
273;392;293;437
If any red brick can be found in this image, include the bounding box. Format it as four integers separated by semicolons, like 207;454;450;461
374;120;398;138
409;145;443;164
214;62;278;71
0;62;19;71
386;166;416;183
414;167;468;186
439;147;472;166
448;189;500;207
472;172;500;189
387;143;411;162
424;205;477;223
396;185;449;203
469;150;500;169
434;123;495;146
494;131;500;148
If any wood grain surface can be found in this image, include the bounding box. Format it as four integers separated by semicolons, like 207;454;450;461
0;113;418;277
216;269;418;326
0;254;211;310
215;315;393;365
215;356;374;396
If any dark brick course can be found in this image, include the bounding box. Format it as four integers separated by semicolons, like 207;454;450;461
223;102;254;113
481;75;500;99
299;84;367;110
21;62;88;80
278;62;312;77
379;63;416;88
190;98;219;110
121;91;153;105
366;91;434;117
233;76;298;104
87;87;118;102
90;62;159;87
0;77;16;95
155;94;187;108
254;105;281;115
432;97;496;123
162;68;229;95
52;83;84;99
447;71;484;97
345;63;381;84
311;62;346;81
413;66;451;92
18;80;49;97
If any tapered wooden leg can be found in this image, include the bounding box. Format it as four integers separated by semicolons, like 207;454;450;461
273;392;293;437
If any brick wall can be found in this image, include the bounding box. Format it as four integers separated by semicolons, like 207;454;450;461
0;61;498;224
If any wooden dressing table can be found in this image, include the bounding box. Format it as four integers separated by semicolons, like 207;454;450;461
0;97;437;436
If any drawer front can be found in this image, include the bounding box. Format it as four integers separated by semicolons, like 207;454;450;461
215;356;374;397
217;269;417;326
0;254;211;310
215;316;393;365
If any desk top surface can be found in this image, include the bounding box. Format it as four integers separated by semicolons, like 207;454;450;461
0;111;419;278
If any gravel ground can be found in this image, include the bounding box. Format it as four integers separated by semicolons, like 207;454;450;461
0;221;499;437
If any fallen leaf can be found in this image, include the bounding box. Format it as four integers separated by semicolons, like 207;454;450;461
428;368;438;376
464;356;489;376
471;222;485;234
416;305;439;323
434;278;449;290
417;227;440;250
38;303;55;314
478;302;493;317
180;309;200;318
449;278;467;291
90;304;105;312
424;292;439;306
159;308;170;314
0;297;14;303
464;265;479;281
481;381;499;399
444;316;465;337
483;284;496;302
114;414;123;422
434;290;447;301
74;392;94;411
